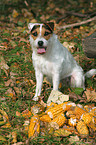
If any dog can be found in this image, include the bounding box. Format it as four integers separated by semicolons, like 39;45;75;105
28;22;96;101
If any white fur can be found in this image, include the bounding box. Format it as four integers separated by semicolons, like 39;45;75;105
28;23;96;101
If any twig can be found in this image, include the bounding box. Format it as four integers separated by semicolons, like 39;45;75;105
66;11;88;18
56;16;96;30
56;14;68;23
56;12;88;23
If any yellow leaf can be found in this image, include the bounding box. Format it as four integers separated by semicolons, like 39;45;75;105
0;109;9;121
11;131;17;143
2;122;11;128
54;128;72;137
12;9;19;18
16;81;20;84
0;121;5;125
0;135;6;141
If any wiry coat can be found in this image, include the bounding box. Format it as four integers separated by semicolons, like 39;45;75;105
28;23;96;101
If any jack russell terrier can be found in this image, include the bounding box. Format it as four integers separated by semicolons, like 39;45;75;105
28;22;96;101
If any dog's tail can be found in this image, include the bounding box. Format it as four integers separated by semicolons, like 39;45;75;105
84;69;96;78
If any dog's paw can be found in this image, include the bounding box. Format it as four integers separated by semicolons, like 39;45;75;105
32;96;38;101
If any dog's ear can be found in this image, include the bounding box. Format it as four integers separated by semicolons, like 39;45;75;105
44;22;54;32
28;23;35;32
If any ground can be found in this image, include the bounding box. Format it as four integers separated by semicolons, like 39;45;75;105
0;0;96;144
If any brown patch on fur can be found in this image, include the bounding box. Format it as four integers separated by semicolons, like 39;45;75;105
42;27;52;40
31;27;40;40
31;24;52;40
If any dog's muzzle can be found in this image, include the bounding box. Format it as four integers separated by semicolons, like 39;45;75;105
37;41;47;54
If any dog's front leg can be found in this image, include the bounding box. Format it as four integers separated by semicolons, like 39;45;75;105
53;73;60;90
33;69;43;101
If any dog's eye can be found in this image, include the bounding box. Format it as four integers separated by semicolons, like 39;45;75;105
44;31;50;36
32;32;37;36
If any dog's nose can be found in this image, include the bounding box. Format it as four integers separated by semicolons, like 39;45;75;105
38;41;43;46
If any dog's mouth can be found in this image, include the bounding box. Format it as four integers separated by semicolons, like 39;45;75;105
37;47;47;54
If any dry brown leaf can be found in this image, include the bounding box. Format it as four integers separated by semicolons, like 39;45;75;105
16;111;21;117
84;89;96;102
11;131;17;143
5;79;14;87
5;88;15;97
39;100;47;108
0;45;7;51
21;8;33;17
0;56;9;70
12;9;19;18
23;120;29;132
19;38;29;43
29;79;35;85
30;19;37;23
10;72;18;79
14;87;21;96
10;40;17;47
69;135;80;144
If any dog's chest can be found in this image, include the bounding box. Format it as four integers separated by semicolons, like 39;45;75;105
32;54;54;76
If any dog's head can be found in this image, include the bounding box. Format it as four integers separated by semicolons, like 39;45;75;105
28;22;54;54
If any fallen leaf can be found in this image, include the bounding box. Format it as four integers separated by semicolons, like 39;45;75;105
19;38;29;43
0;56;9;70
21;8;33;17
0;135;6;141
23;120;29;132
10;71;18;80
0;121;5;125
16;111;21;117
14;87;21;96
54;128;72;137
2;122;11;128
29;79;35;85
39;100;47;108
11;131;17;143
63;41;76;52
71;88;84;95
12;9;19;18
30;19;37;23
0;45;7;51
0;109;9;121
10;40;17;47
63;125;76;133
5;88;16;98
69;135;80;144
5;79;14;87
84;89;96;102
